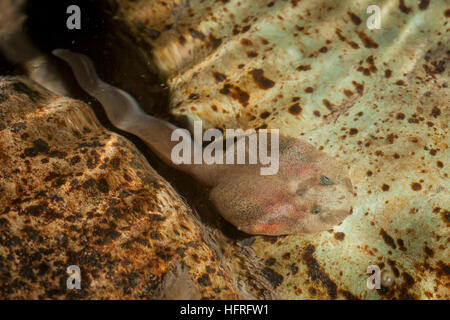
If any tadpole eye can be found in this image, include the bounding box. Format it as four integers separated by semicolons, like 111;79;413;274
311;205;322;214
319;175;333;185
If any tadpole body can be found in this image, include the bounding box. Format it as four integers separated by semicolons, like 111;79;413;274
53;49;354;236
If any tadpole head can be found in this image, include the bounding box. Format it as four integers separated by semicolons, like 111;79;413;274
275;137;355;234
209;136;355;236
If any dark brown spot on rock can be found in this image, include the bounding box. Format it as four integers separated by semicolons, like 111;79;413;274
208;35;222;49
241;38;253;46
322;99;335;111
418;0;430;10
352;81;364;95
399;0;412;14
213;72;226;82
348;41;360;49
49;150;66;159
206;266;216;273
250;69;275;89
382;184;390;191
380;229;396;249
246;51;258;58
385;69;392;78
82;178;96;189
189;28;205;40
347;12;361;25
24;139;50;157
257;124;268;130
197;274;211;286
97;178;109;193
431;107;441;117
341;290;359;300
334;232;345;240
396;112;405;120
302;245;337;299
282;252;291;260
11;122;26;133
411;182;422;191
305;87;314;93
288;263;298;275
356;31;379;49
138;24;160;39
110;157;120;169
442;211;450;225
387;259;400;277
178;36;187;45
343;89;353;97
361;68;371;76
349;128;358;135
397;239;407;251
288;103;302;115
402;272;414;287
335;28;346;41
219;84;250;106
424;246;434;257
242;25;251;33
386;133;398;144
297;65;311;71
260;111;271;119
70;155;81;165
189;93;200;100
265;258;276;266
23;202;47;217
262;267;283;288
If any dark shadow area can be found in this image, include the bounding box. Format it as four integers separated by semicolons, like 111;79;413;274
0;51;16;76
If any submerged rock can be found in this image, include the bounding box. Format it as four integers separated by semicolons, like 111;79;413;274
101;0;449;299
0;77;242;299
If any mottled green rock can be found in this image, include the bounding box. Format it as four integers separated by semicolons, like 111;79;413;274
105;0;449;299
0;76;242;299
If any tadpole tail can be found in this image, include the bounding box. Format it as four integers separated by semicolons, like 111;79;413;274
52;49;214;184
52;49;145;130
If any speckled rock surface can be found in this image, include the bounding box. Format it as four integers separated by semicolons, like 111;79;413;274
103;0;449;299
0;76;241;299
